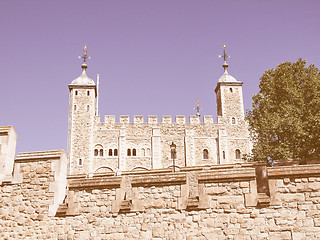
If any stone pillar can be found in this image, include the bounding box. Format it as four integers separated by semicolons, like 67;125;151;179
185;129;195;167
0;126;17;183
118;128;126;171
151;128;161;169
218;126;228;164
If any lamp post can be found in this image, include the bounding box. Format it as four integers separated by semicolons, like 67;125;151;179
170;142;176;173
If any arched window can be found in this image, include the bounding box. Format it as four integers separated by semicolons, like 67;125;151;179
75;90;78;96
94;144;103;157
78;158;83;166
142;148;145;156
74;105;77;111
223;151;225;159
229;87;233;93
114;149;118;156
127;149;131;156
87;105;90;111
203;149;209;159
108;149;113;156
94;149;98;156
87;90;90;96
235;149;241;159
232;117;236;124
132;148;137;156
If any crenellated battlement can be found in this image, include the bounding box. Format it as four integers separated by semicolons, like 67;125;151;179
100;115;215;124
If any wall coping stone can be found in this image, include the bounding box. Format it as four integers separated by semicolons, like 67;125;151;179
15;150;65;162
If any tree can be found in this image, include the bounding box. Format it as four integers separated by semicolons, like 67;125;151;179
246;59;320;162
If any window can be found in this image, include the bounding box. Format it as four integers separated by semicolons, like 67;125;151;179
146;148;150;156
235;149;241;159
223;151;225;159
87;105;90;111
94;144;103;157
127;149;131;156
203;149;209;159
132;148;137;156
232;117;236;125
74;105;77;111
114;149;118;156
75;90;78;96
229;87;233;93
78;158;83;166
109;149;113;156
94;149;98;156
141;148;145;156
87;90;90;96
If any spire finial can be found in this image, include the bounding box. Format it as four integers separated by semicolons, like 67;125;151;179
219;44;230;72
78;45;91;70
193;100;202;117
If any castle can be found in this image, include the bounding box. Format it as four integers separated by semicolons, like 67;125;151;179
67;45;251;175
2;47;320;239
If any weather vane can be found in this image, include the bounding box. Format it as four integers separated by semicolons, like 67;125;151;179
218;44;230;71
78;45;91;64
193;100;202;117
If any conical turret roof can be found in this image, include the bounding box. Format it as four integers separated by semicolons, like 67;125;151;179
70;63;95;85
218;68;238;83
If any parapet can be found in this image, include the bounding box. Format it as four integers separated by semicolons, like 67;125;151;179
105;115;115;124
120;115;130;124
162;116;172;124
148;116;158;124
189;116;200;124
102;115;215;124
134;116;144;123
176;116;185;124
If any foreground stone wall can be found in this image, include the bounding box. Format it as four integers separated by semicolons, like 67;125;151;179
1;154;320;239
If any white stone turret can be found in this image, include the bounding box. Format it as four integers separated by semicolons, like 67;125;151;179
215;66;244;121
67;55;97;175
214;45;250;164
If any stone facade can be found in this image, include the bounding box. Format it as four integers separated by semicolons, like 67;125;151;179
68;62;251;175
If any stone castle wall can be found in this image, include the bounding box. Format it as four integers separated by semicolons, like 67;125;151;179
86;114;251;175
92;115;220;173
1;150;320;239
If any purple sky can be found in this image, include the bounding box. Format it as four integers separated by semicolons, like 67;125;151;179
1;1;320;154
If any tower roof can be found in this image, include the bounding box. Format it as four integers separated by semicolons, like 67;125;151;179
71;68;95;85
218;70;237;83
70;45;95;86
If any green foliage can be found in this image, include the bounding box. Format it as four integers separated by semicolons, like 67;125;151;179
246;59;320;162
